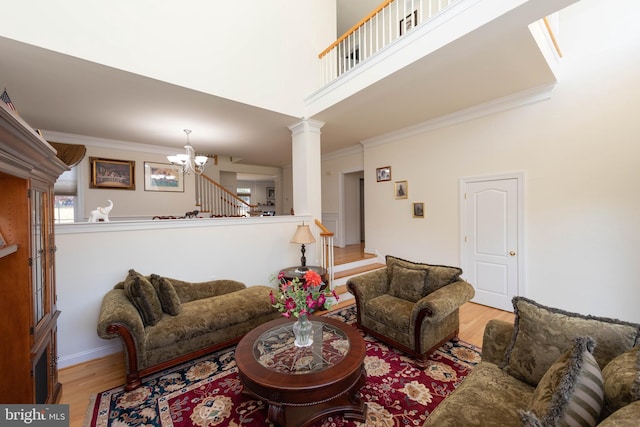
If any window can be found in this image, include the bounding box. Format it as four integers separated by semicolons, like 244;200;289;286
237;187;251;204
54;167;77;223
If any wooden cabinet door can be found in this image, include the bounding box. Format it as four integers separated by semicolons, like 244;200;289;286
29;179;61;403
30;179;55;338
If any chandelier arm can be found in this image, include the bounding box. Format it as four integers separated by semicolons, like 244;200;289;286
167;129;209;175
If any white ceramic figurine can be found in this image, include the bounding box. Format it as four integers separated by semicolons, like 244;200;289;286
88;200;113;222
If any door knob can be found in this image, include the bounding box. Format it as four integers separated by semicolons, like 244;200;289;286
509;251;516;256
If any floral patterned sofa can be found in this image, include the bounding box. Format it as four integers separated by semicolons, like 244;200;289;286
423;297;640;427
97;269;280;390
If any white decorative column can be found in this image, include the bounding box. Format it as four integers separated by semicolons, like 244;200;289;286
289;119;324;223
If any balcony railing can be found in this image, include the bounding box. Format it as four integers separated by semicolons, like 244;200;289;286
319;0;459;86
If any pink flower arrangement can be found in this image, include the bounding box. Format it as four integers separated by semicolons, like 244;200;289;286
269;270;338;318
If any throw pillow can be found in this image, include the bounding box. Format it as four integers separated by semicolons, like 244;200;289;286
386;255;462;295
123;269;163;326
502;297;640;387
388;264;428;303
520;336;604;427
150;274;182;316
601;346;640;417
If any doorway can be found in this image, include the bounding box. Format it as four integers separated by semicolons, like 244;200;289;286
342;170;365;247
460;173;524;311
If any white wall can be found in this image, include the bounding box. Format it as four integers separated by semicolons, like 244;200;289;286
219;171;238;195
356;0;640;322
55;215;317;368
1;1;336;117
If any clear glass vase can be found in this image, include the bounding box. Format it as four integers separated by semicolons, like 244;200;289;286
293;314;313;347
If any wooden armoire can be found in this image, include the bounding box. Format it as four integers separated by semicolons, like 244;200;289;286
0;101;67;403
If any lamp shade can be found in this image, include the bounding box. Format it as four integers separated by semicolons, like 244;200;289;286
290;224;316;244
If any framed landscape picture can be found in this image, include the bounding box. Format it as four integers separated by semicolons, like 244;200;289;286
90;157;135;190
144;162;184;192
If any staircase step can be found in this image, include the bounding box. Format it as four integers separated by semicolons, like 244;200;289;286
335;252;377;266
334;263;386;280
334;284;348;295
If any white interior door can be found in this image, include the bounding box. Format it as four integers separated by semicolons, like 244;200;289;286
462;177;520;311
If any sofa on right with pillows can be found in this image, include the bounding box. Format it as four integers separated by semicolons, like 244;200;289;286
423;297;640;427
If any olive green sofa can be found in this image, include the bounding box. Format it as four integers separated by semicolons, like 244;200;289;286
423;297;640;427
97;269;280;390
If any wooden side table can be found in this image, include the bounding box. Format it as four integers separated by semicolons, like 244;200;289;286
279;265;327;283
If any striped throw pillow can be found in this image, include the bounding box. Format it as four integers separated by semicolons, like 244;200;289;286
520;336;604;427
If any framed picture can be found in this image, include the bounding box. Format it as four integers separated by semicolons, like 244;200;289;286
144;162;184;192
395;180;408;199
413;202;425;218
267;187;275;200
400;10;418;36
376;166;391;182
345;46;360;67
90;157;135;190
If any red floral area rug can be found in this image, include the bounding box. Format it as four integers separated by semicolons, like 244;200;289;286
85;306;480;427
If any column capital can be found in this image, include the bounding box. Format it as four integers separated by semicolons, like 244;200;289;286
288;119;325;136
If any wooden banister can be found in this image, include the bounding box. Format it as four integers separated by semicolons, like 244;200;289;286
319;0;393;58
315;219;334;237
314;219;335;290
543;16;563;58
200;174;256;209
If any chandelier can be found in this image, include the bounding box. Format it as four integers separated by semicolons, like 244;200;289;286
167;129;209;175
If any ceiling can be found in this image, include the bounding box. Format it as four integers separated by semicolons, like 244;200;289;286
0;1;565;169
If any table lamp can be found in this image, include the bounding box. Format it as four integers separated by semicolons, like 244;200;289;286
290;223;316;271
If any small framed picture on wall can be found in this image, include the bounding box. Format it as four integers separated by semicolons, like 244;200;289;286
395;180;408;199
400;10;418;36
413;202;425;218
376;166;391;182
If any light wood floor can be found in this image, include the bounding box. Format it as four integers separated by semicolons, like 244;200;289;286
59;299;514;427
334;242;376;265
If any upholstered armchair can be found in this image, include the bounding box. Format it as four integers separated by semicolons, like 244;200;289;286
347;256;475;365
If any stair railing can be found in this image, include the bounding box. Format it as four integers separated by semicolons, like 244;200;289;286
195;174;257;217
318;0;459;86
315;219;335;290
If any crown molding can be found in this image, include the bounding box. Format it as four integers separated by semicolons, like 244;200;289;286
361;83;555;148
41;130;175;155
322;144;363;162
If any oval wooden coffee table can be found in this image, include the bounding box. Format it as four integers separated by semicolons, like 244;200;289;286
235;315;367;427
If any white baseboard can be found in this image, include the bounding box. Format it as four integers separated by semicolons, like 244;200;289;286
58;342;122;369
